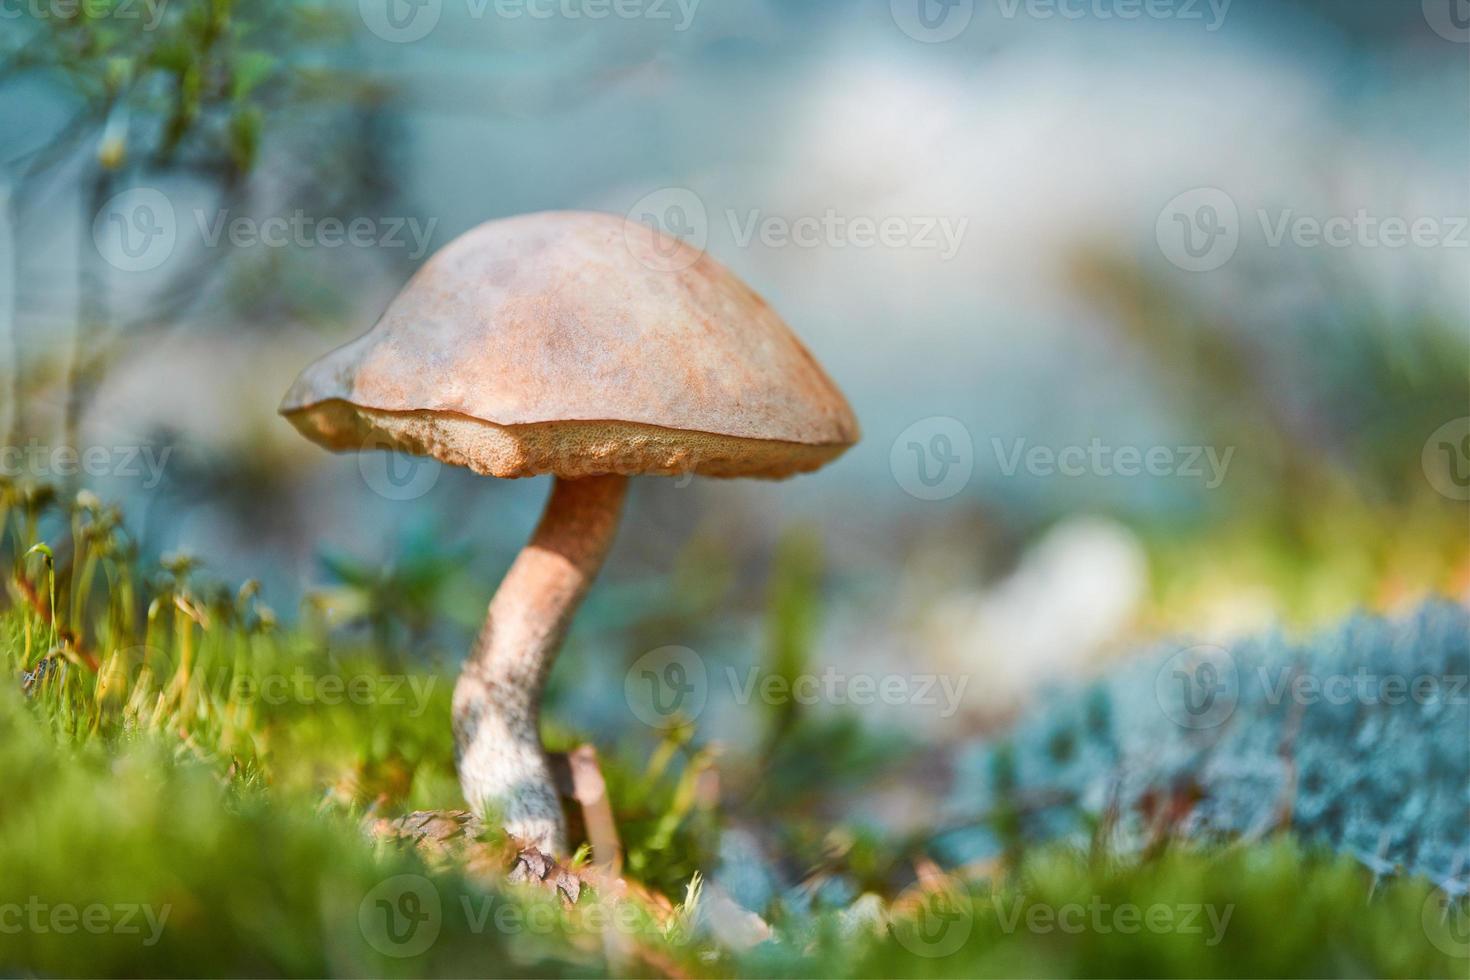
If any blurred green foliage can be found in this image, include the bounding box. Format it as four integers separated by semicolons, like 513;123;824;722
2;0;351;173
2;0;398;456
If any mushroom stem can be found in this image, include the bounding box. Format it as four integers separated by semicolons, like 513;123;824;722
453;473;628;854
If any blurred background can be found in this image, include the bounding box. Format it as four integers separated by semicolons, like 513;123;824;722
0;0;1467;946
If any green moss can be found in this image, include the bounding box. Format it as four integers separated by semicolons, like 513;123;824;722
0;483;1462;977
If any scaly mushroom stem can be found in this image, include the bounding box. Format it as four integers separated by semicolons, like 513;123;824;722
452;473;628;854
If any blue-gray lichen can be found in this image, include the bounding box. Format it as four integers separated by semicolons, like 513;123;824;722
942;601;1470;891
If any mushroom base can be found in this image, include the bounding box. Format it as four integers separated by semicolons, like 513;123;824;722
452;473;628;854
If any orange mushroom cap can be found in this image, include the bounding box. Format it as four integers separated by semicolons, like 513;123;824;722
280;210;859;479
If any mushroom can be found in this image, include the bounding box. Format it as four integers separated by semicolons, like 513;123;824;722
279;210;858;854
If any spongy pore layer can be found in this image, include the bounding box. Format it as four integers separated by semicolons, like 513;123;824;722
287;400;850;480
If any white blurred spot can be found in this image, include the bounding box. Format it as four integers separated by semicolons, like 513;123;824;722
928;516;1148;715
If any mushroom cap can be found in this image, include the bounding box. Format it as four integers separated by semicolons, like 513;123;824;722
280;210;859;479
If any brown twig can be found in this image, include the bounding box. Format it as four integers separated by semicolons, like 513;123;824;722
567;744;624;877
